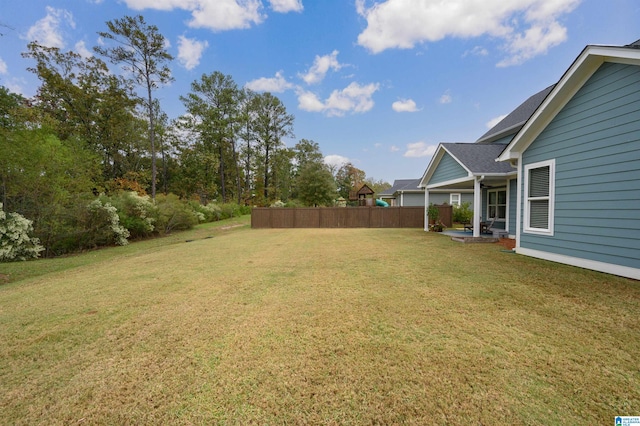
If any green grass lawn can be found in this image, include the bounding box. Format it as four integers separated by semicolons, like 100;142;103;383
1;217;639;424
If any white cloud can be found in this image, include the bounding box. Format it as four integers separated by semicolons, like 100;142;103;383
245;71;294;92
390;145;400;152
121;0;304;31
298;82;379;116
300;50;342;85
177;35;208;70
324;154;350;168
268;0;303;13
439;91;452;104
0;58;7;75
123;0;265;31
486;114;508;129
496;20;568;67
356;0;581;66
74;41;93;58
403;141;437;158
297;90;325;112
392;98;419;112
463;45;489;57
324;82;380;116
25;6;75;48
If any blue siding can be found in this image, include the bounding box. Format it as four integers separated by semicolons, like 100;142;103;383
427;193;449;205
427;193;474;210
520;62;640;269
461;193;475;210
429;152;468;185
401;193;425;207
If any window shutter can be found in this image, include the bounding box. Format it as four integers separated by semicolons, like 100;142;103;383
529;166;549;197
529;200;549;228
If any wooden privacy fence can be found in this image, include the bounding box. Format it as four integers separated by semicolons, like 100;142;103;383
251;207;425;229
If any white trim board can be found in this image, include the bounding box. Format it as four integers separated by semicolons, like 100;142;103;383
516;247;640;280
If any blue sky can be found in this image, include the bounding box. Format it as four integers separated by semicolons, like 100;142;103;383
1;0;638;183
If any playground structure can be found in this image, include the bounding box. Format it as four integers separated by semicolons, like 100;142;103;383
349;184;389;207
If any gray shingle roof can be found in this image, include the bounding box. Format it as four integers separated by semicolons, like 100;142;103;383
379;178;422;196
442;143;514;174
625;39;640;48
476;85;555;144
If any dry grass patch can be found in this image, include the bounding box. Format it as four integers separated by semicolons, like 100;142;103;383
1;225;639;424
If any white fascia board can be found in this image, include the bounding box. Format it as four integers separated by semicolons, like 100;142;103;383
429;188;475;193
418;144;446;188
419;144;473;188
478;171;518;178
426;176;474;190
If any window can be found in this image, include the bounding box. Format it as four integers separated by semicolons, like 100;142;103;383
450;193;461;206
487;189;506;220
524;159;555;235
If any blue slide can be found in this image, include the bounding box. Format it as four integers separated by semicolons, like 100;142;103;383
376;199;389;207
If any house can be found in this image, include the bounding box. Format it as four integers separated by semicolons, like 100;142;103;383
378;178;425;206
380;178;474;208
420;40;640;280
419;86;551;236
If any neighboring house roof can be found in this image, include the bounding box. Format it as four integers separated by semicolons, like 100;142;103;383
498;43;640;161
476;85;555;144
379;178;422;197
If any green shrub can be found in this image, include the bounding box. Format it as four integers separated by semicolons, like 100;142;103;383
453;201;473;224
82;199;130;247
105;192;156;239
0;203;44;261
155;194;199;234
189;201;222;222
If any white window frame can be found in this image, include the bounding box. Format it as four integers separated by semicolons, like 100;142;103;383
486;188;507;222
523;159;555;236
450;193;461;206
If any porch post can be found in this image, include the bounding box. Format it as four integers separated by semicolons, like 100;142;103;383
424;188;430;232
473;177;482;237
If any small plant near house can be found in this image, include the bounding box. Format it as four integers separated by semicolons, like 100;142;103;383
453;201;473;224
427;203;445;231
429;220;446;232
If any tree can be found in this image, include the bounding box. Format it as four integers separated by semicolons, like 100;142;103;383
296;162;337;207
335;162;366;199
95;14;174;200
252;92;294;203
180;72;242;203
238;89;258;204
23;42;138;181
291;139;324;199
365;178;392;196
293;139;324;171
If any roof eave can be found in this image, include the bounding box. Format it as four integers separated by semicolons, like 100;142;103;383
476;122;524;144
499;45;640;161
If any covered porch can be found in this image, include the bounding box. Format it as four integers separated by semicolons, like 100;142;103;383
418;143;517;239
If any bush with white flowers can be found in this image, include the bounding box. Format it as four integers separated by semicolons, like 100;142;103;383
0;203;44;261
86;199;130;246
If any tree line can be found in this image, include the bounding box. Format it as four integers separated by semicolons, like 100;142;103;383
0;14;389;258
